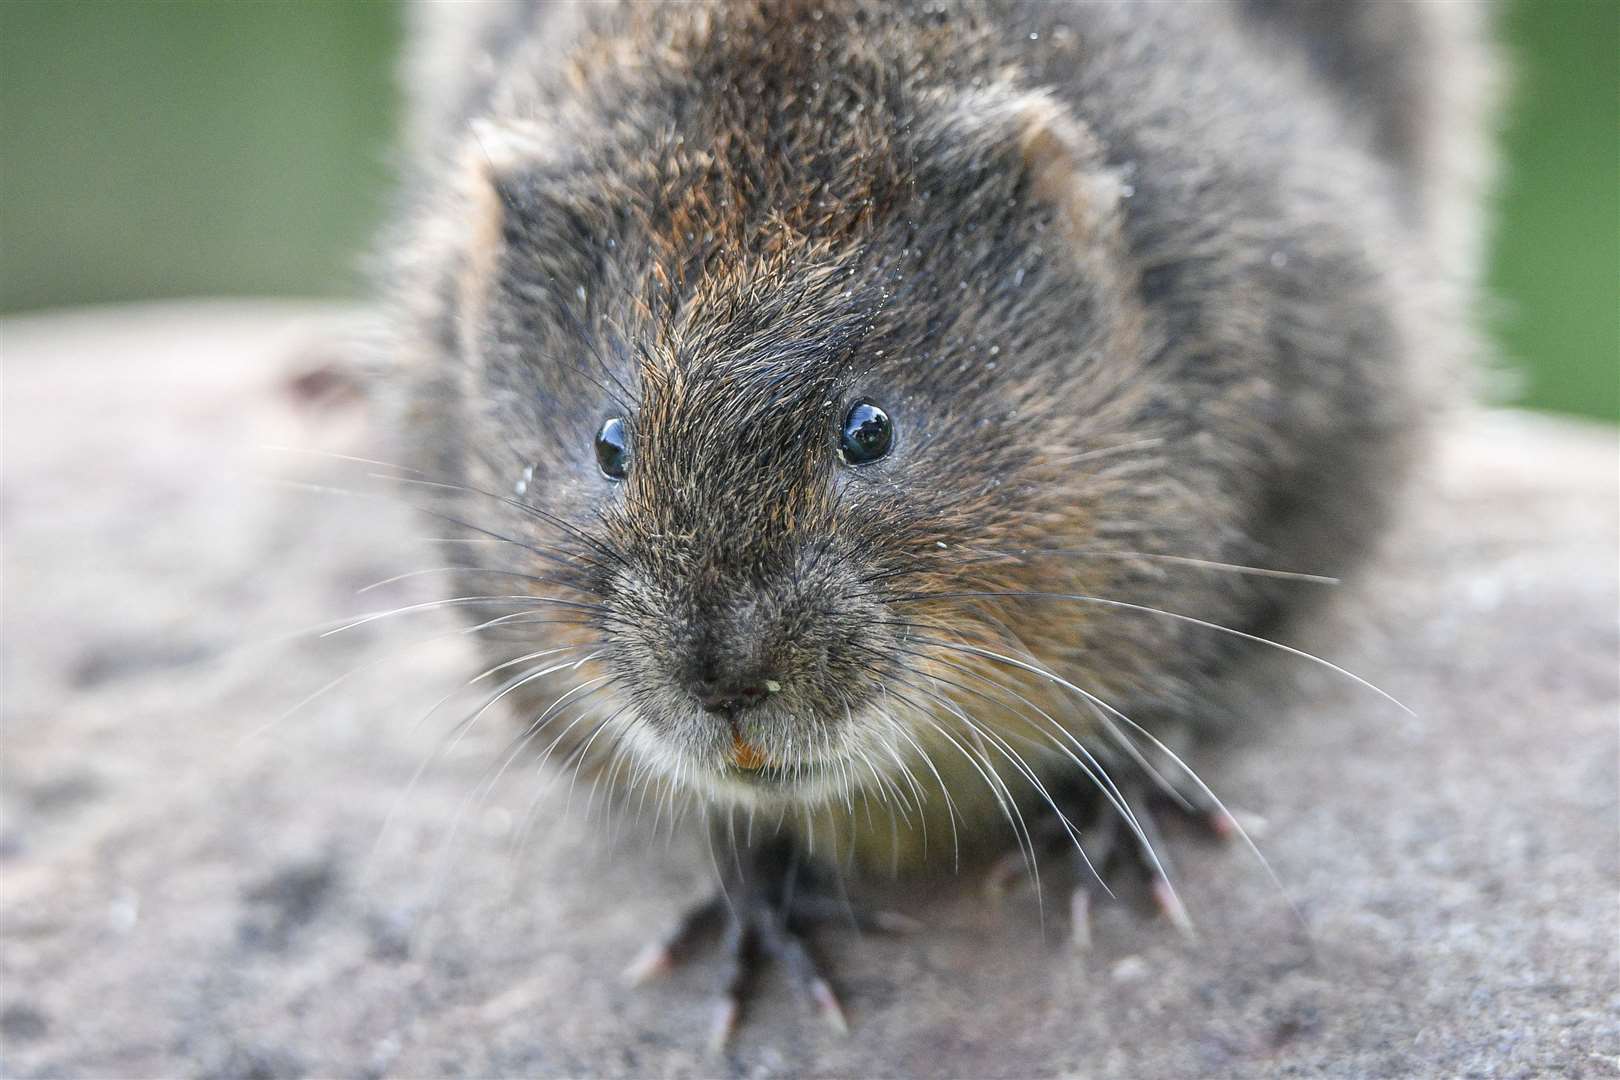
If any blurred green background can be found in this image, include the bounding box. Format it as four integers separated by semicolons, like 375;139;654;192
2;0;1615;421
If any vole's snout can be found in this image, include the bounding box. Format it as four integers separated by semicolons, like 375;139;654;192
611;540;885;797
680;612;787;712
685;656;774;717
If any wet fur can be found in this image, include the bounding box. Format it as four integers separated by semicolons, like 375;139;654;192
384;0;1495;871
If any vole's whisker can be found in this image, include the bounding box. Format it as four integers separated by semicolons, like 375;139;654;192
354;564;601;597
407;536;510;546
896;591;1410;716
845;700;918;823
910;709;1041;896
564;708;626;822
888;720;963;871
260;445;428;478
437;689;619;899
908;636;1213;911
1094;702;1306;933
365;643;606;862
959;546;1341;585
382;655;610;855
417;658;606;819
1074;699;1199;814
888;652;1143;894
281;477;614;576
403;638;606;743
233;592;581;658
888;674;1093;902
482;677;618;808
589;714;641;839
380;473;629;571
421;678;616;934
314;594;596;638
875;724;931;834
882;677;1046;889
848;743;898;824
248;620;598;747
889;648;1144;856
837;702;862;818
855;739;917;825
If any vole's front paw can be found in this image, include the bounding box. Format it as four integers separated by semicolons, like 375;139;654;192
984;766;1236;948
623;840;918;1049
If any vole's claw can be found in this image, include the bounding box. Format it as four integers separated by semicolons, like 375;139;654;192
634;841;879;1046
753;904;847;1034
621;941;673;986
1150;876;1196;938
809;977;850;1035
707;996;741;1053
623;894;725;985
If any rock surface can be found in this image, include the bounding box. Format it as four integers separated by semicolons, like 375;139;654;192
2;302;1616;1078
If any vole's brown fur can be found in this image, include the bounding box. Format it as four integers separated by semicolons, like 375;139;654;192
384;0;1496;1036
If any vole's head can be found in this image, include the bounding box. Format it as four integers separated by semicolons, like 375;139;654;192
409;4;1156;810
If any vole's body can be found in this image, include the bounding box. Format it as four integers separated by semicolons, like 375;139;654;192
387;0;1494;1031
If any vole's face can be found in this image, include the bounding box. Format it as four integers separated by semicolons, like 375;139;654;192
464;235;973;808
596;345;910;806
434;74;1147;810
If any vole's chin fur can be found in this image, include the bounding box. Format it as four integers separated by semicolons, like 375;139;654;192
617;714;890;814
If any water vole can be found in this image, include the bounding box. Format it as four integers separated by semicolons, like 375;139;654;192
383;0;1494;1042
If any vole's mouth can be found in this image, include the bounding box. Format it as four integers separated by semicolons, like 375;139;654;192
724;758;831;786
723;730;830;787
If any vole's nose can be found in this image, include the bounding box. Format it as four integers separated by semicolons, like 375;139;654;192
687;659;773;715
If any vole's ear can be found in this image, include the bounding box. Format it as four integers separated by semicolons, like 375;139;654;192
921;85;1128;250
913;84;1149;388
449;118;552;353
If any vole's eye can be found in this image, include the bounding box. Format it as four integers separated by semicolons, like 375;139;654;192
838;400;893;466
595;416;629;480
